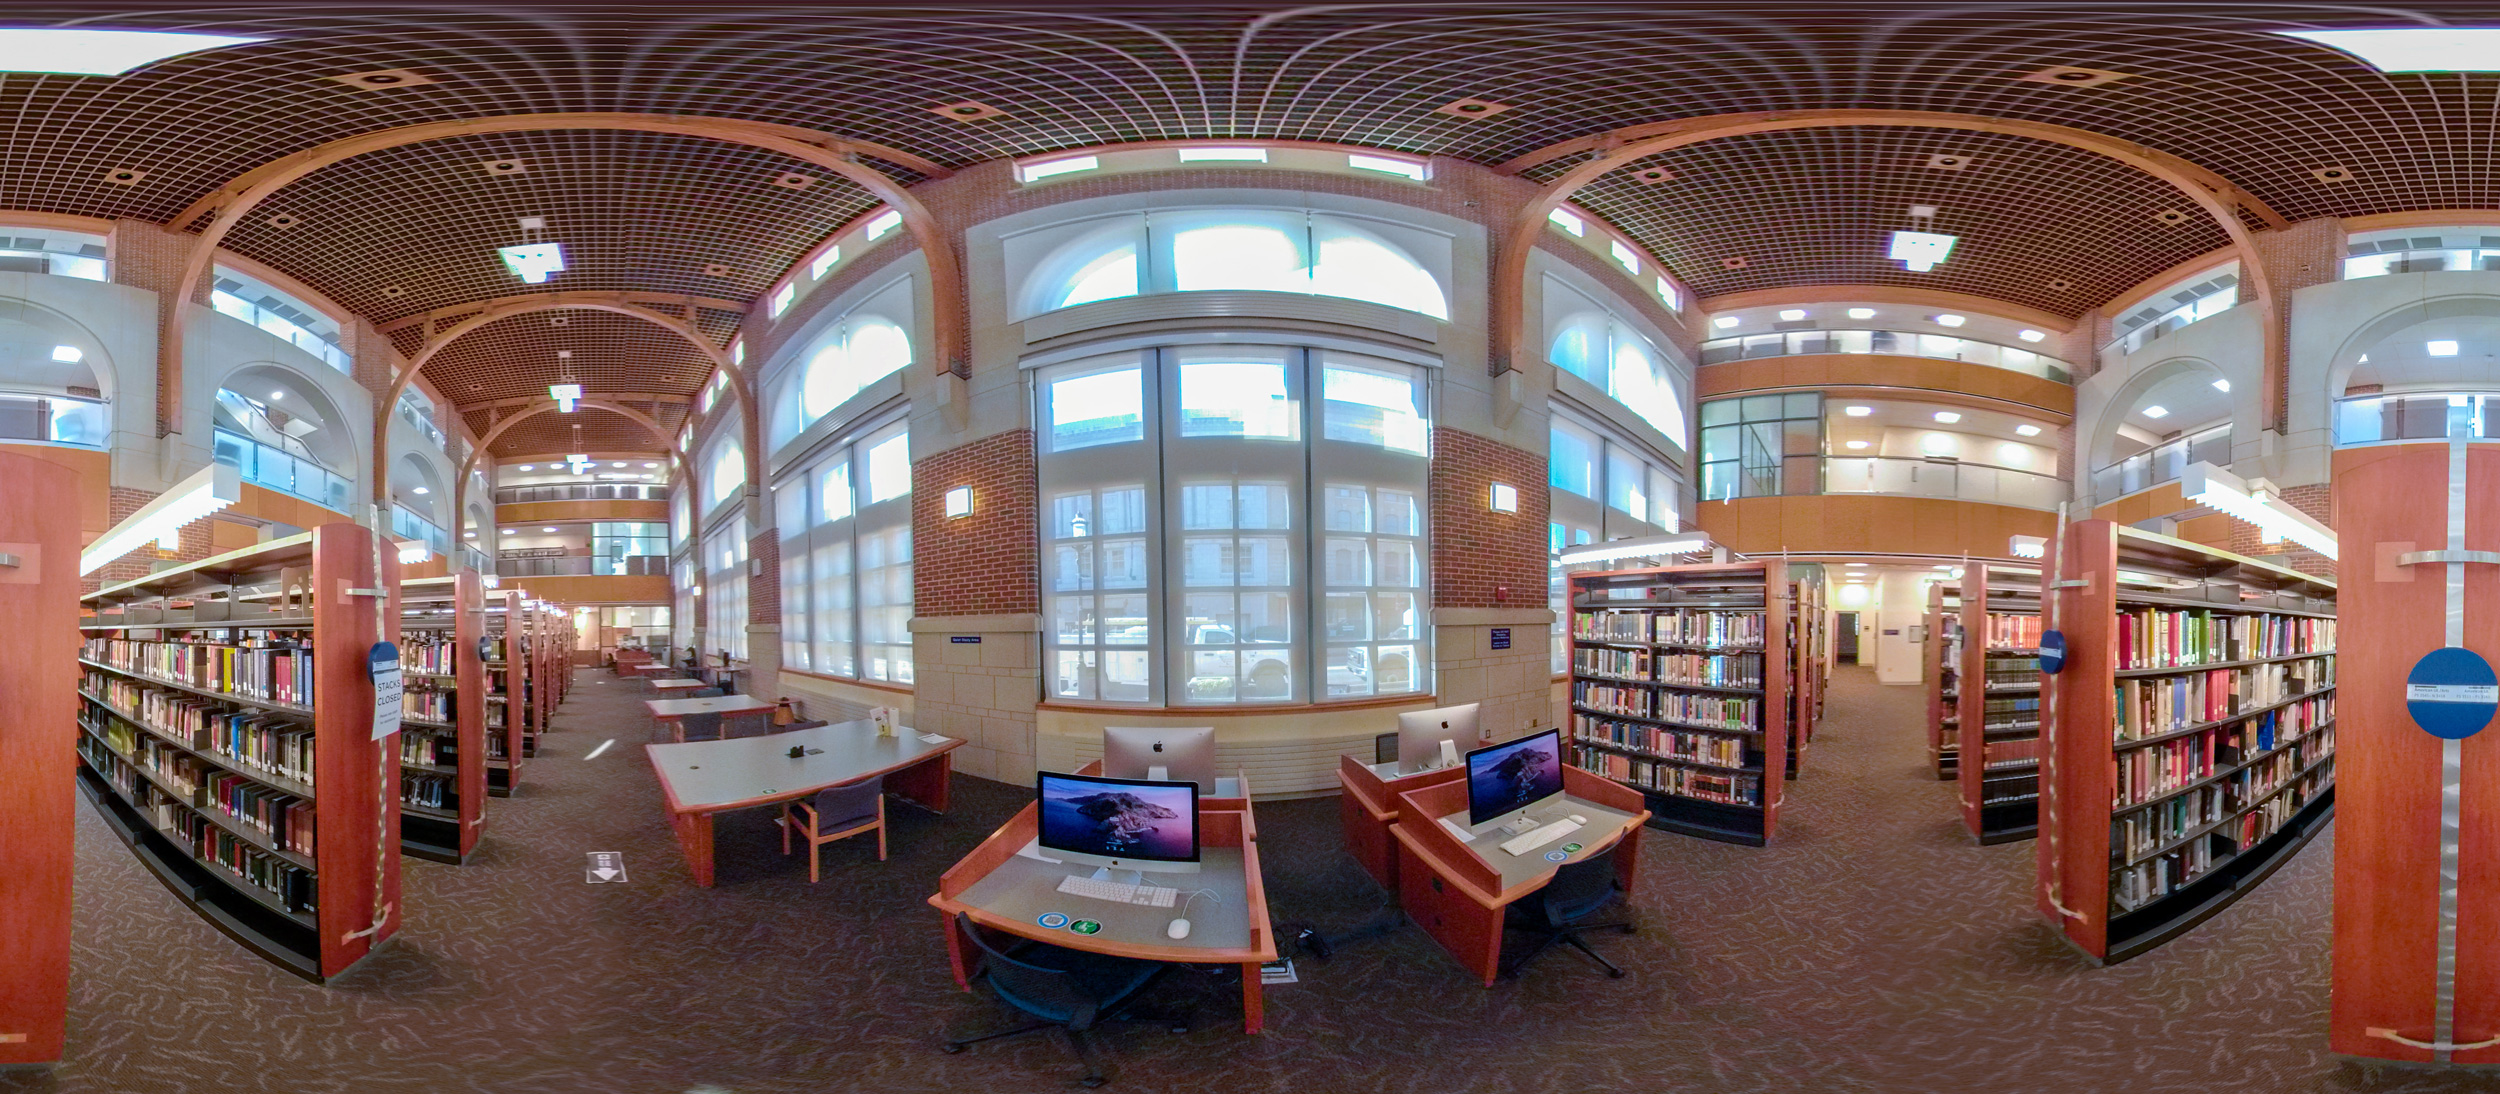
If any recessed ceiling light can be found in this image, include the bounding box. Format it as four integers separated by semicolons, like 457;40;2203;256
381;286;406;298
2015;424;2042;437
1631;167;1674;185
1845;563;1868;568
1721;256;1750;269
1923;153;1972;171
464;531;476;538
1932;411;1962;423
2047;279;2074;291
102;168;145;186
1847;308;1876;319
931;100;1006;121
326;68;435;90
1846;440;1870;450
1890;231;1958;272
517;464;534;471
501;528;516;535
1932;314;1967;328
2279;28;2500;73
2212;378;2232;392
611;461;626;468
0;28;266;75
770;171;816;190
2142;405;2169;419
2429;340;2460;356
701;263;732;277
2311;166;2356;184
265;213;300;230
1711;316;1740;329
643;462;659;468
1778;309;1807;321
498;243;566;284
268;390;283;401
2017;329;2047;343
2154;209;2189;226
1844;406;1873;417
2015;65;2134;87
1435;97;1512;118
479;159;526;177
49;345;80;363
542;527;559;533
412;486;429;495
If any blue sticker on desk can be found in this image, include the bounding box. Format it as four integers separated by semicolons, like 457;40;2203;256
1068;919;1102;935
2409;647;2499;740
1037;912;1070;930
2039;631;2067;675
1544;849;1570;862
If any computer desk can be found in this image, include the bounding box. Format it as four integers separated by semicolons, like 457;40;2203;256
1389;766;1649;986
1337;752;1477;895
646;719;960;886
930;801;1276;1033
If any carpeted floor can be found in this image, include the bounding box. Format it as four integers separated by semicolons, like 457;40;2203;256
3;665;2491;1093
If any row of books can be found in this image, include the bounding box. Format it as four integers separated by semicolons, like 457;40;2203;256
203;772;315;856
2112;757;2334;911
1569;745;1762;806
1571;714;1751;769
1573;608;1764;647
1980;772;2039;805
401;772;454;810
2111;696;2333;808
82;636;314;707
1981;695;2040;728
78;737;319;914
85;673;317;787
1982;657;2042;687
403;689;455;723
1983;736;2041;769
1572;682;1762;728
2116;609;2336;670
2113;659;2331;739
1983;613;2042;649
402;635;461;675
1657;652;1762;688
1573;647;1650;679
400;732;456;767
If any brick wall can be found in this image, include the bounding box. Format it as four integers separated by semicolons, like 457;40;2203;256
87;486;217;592
745;530;779;625
2222;482;2335;579
111;220;200;438
2247;218;2344;432
1429;427;1550;610
911;429;1038;617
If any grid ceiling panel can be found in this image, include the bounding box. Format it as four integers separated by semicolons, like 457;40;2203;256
471;406;679;461
422;308;715;409
1572;127;2234;317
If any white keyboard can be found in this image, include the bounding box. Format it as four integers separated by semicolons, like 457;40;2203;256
1500;817;1586;856
1055;874;1179;907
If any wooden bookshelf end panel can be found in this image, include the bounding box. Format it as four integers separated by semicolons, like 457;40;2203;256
310;523;401;979
0;455;84;1065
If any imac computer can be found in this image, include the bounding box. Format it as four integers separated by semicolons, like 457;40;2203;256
1466;729;1567;828
1035;770;1202;883
1102;725;1217;790
1396;702;1482;774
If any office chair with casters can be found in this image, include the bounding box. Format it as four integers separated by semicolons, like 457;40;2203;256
942;912;1184;1087
1373;732;1398;766
675;711;724;742
1501;853;1636;980
780;777;884;877
781;718;830;733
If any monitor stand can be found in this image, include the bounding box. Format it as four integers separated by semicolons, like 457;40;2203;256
1147;764;1169;782
1090;866;1148;887
1438;738;1461;769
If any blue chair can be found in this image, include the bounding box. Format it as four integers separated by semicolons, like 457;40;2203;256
781;777;884;877
943;912;1183;1087
1501;853;1636;980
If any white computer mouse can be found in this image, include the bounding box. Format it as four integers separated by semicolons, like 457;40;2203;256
1569;814;1587;825
1166;918;1191;940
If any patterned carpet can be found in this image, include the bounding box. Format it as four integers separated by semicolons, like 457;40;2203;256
3;666;2491;1093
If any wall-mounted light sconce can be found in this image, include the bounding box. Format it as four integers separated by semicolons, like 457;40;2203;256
945;485;973;518
1488;482;1518;513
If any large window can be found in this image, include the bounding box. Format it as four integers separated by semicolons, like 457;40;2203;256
776;420;914;684
591;522;668;575
765;278;913;451
1698;394;1821;500
704;434;745;511
672;557;696;658
1037;345;1430;705
701;515;749;661
2344;227;2500;279
1011;208;1450;321
1549;412;1686;671
211;268;350;374
2109;267;2239;355
1545;277;1688;446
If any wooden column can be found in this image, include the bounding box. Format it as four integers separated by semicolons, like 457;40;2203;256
0;454;83;1065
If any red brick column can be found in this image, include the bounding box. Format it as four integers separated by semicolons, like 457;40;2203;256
1429;427;1549;609
911;429;1039;616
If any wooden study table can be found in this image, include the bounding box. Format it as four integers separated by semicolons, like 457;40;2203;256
932;802;1275;1033
626;662;675;680
1338;753;1474;894
644;693;776;741
647;720;961;886
1390;766;1649;986
648;677;708;696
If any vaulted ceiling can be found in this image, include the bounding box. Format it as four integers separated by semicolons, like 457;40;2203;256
6;2;2498;458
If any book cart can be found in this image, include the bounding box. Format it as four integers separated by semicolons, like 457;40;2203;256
394;573;486;862
2037;521;2336;962
75;524;402;981
1924;579;1961;780
1565;560;1792;846
1957;563;2043;844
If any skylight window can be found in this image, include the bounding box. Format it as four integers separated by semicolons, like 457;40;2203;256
1889;230;1958;272
1654;277;1680;311
1547;208;1586;236
865;210;902;241
1347;153;1428;181
0;29;265;75
498;243;566;284
1017;155;1099;183
1608;240;1640;274
769;282;795;317
809;246;840;279
1179;146;1267;162
2279;28;2500;72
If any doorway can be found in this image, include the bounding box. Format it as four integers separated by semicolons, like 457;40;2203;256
1835;611;1860;663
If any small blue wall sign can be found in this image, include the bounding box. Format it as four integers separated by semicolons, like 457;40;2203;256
1490;627;1511;650
949;636;982;644
2038;631;2066;676
2408;647;2499;740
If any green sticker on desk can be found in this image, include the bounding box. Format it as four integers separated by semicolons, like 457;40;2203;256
1560;842;1584;854
1069;919;1102;935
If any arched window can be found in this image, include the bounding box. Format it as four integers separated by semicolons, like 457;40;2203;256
766;278;915;452
1013;207;1451;322
706;436;745;510
211;369;353;511
1544;277;1688;448
0;312;107;447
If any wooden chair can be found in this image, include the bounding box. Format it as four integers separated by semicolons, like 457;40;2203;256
781;777;885;878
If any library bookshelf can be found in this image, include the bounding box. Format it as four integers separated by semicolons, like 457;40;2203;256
396;573;486;862
1787;573;1827;777
75;523;402;982
484;589;523;794
1566;560;1790;846
1924;580;1960;780
1957;563;2043;844
0;453;85;1065
2036;521;2336;963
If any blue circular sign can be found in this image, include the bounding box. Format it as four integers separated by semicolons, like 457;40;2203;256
2038;631;2067;676
1544;849;1570;862
1037;912;1069;929
2408;647;2499;740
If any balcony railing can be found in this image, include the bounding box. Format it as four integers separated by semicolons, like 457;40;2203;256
389;507;449;556
211;290;351;374
2334;392;2500;446
1699;328;2069;383
0;393;106;448
1820;455;2066;511
2090;424;2230;501
495;483;667;504
213;427;351;513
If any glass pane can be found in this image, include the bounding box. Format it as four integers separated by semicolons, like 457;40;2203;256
1052;596;1096;644
1325;592;1370;639
819;460;854;522
1550;421;1596;496
1237;483;1290;529
1184;593;1238;643
1185;650;1239;702
1323;484;1371;532
1240;649;1290;700
1321;364;1428;454
1182;485;1234;529
1325;537;1371;585
1049;366;1144;451
1100;537;1148;588
1310;220;1448;318
1053;492;1092;539
1103;651;1150;702
1242;593;1292;645
1178;359;1294;438
1053;650;1099;700
1101;594;1150;644
1050;543;1093;591
864;433;910;502
1098;487;1146;535
1325;646;1374;698
1378;490;1418;536
1237;536;1291;585
1170;223;1307;294
1375;644;1418;693
1373;540;1419;587
1182;536;1230;585
1700;399;1737;426
1373;593;1419;640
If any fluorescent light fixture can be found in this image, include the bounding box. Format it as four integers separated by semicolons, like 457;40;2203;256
1844;562;1868;568
2212;378;2232;392
944;485;973;518
1347;153;1428;181
0;28;265;75
643;462;659;468
2015;424;2042;437
1016;154;1099;182
498;242;566;284
397;541;432;565
549;382;581;412
1888;230;1958;272
2018;329;2047;343
2279;28;2500;72
542;527;560;533
2142;405;2169;419
464;531;477;538
1179;146;1267;163
1711;316;1741;330
1842;308;1874;321
1844;405;1873;417
1932;313;1967;328
1547;208;1586;236
1778;309;1807;321
2010;535;2047;559
502;528;516;535
809;246;841;279
1932;411;1962;423
1608;240;1640;274
1555;531;1712;567
1654;278;1680;310
1489;482;1519;513
49;344;80;363
865;209;902;240
2430;339;2460;356
1845;440;1870;450
611;461;626;468
2183;460;2338;559
769;282;795;316
80;463;238;575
